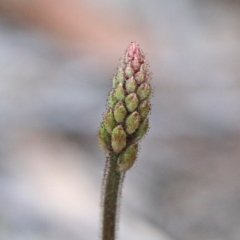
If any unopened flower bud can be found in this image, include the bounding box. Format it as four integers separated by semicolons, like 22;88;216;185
135;71;145;84
112;75;118;88
125;111;140;134
145;72;152;83
125;63;134;78
115;83;125;101
127;43;135;58
132;57;141;72
114;101;127;123
124;54;131;63
117;144;138;172
140;62;148;72
137;83;151;101
125;93;138;112
138;100;151;119
132;118;149;142
98;123;111;153
111;125;127;153
104;108;115;134
116;67;125;83
108;90;117;108
119;57;126;68
126;77;137;93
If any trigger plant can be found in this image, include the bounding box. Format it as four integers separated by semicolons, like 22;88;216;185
98;42;152;240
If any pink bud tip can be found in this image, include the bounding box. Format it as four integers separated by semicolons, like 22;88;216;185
127;42;141;60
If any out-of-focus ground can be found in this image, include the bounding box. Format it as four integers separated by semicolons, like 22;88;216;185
0;0;240;240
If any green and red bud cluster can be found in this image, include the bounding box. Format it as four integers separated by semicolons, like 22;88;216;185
98;42;152;172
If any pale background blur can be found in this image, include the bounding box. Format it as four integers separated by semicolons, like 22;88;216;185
0;0;240;240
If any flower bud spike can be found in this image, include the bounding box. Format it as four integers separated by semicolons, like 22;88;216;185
114;101;127;123
132;118;149;142
138;100;151;119
137;83;151;101
98;123;111;153
125;93;139;112
111;125;127;153
115;83;125;101
104;108;115;134
125;111;140;134
117;144;138;172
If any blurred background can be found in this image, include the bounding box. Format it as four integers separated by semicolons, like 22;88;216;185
0;0;240;239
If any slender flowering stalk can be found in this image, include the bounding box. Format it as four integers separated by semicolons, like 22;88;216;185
98;42;152;240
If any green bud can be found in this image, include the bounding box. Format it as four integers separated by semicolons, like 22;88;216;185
135;71;145;84
114;101;127;123
112;75;118;88
116;67;125;84
119;57;125;68
126;76;137;93
137;83;151;101
104;108;115;134
108;90;117;108
115;83;125;101
138;100;151;119
125;111;140;134
111;125;127;153
98;123;111;153
125;93;139;112
125;63;134;78
117;144;138;172
132;118;149;142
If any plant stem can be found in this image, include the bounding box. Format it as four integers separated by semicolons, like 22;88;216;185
101;152;125;240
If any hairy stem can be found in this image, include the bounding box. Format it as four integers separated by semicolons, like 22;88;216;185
101;153;124;240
